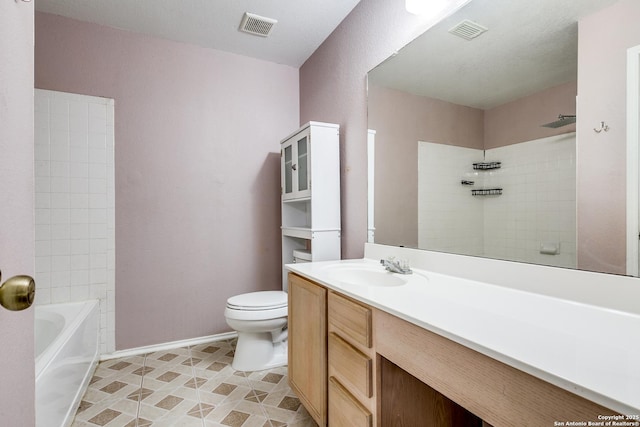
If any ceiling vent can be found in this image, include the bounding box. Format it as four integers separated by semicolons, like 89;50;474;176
448;19;488;41
239;12;277;37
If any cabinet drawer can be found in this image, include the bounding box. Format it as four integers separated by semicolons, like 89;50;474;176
328;291;372;348
329;333;372;398
329;377;372;427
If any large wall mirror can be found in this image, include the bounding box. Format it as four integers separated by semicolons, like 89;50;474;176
367;0;640;276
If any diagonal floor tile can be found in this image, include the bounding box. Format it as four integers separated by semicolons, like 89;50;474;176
73;339;315;427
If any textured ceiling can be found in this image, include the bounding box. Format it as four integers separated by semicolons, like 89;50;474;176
368;0;619;110
35;0;362;67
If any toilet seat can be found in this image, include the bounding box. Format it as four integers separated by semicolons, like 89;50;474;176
226;291;287;311
225;291;288;321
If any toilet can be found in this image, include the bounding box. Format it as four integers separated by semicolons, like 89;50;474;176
224;290;288;371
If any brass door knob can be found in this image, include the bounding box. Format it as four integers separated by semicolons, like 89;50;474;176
0;270;36;311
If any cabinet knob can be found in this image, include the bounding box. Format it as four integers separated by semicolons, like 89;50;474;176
292;164;297;171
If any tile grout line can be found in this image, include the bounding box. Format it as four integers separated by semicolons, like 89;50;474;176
134;353;146;427
187;345;207;427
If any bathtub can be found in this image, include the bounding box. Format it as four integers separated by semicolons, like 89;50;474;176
35;301;100;427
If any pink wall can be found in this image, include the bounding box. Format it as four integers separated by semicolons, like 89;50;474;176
0;1;35;425
577;0;640;275
368;84;484;246
484;81;577;149
35;13;299;350
300;0;469;258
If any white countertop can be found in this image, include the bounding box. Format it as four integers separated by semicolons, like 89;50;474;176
286;257;640;414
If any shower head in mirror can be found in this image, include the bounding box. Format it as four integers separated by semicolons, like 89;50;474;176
541;114;576;128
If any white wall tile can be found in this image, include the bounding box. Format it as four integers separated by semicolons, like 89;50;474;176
69;113;89;134
70;223;90;240
70;193;89;209
69;177;89;194
51;208;70;224
35;89;115;353
89;147;106;164
50;193;70;209
69;131;88;147
51;161;70;178
51;255;71;272
51;287;70;304
35;240;51;257
70;239;90;255
89;132;106;148
89;194;107;209
51;177;69;193
418;134;576;269
50;131;69;149
35;177;51;193
50;224;70;240
35;209;50;225
51;239;70;256
51;270;71;288
70;270;89;286
70;146;88;163
34;144;50;161
70;254;90;270
70;285;90;302
35;224;51;241
35;161;50;177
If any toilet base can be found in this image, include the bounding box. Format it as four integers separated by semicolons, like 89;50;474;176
231;331;288;372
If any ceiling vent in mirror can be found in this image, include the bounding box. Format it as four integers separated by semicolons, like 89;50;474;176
239;12;277;37
448;19;488;40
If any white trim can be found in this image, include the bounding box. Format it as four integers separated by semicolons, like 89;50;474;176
99;332;238;361
367;129;376;243
626;44;640;276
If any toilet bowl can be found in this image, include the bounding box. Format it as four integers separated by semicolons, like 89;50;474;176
224;290;288;371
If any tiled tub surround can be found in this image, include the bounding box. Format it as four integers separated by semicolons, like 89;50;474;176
34;89;116;354
72;339;315;427
418;133;576;269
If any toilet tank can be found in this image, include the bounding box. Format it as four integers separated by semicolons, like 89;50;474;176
293;249;312;264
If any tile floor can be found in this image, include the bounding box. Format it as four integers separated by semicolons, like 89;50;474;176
71;338;317;427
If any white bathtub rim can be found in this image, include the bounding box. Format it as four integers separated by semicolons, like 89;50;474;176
100;331;238;361
35;300;100;383
63;354;99;427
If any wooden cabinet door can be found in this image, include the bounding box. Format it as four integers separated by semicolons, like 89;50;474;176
288;273;327;426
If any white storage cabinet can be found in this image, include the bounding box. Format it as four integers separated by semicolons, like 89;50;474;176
281;122;341;290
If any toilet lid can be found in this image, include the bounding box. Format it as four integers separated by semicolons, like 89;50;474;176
226;291;287;311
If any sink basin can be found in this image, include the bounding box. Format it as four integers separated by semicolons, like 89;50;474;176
323;263;410;287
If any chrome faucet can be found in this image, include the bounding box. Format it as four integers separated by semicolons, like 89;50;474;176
380;257;412;274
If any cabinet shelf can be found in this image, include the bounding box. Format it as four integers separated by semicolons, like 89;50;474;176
282;227;341;239
283;196;311;204
471;188;503;196
473;161;501;170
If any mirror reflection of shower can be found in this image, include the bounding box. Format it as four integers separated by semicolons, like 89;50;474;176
541;114;576;128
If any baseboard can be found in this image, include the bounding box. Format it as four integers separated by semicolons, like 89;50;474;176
99;331;238;361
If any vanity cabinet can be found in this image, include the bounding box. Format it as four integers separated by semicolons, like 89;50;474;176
327;291;376;427
287;273;327;426
288;273;376;427
288;272;618;427
280;122;340;290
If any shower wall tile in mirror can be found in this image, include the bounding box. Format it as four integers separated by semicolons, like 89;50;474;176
34;89;115;353
418;133;576;269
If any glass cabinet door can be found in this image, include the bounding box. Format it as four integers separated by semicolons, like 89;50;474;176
282;128;311;200
283;143;293;196
296;135;309;193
